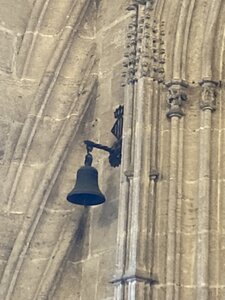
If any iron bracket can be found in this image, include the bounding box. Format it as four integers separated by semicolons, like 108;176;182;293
84;105;124;168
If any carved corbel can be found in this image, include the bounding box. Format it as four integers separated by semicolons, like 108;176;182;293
199;80;218;111
166;81;188;118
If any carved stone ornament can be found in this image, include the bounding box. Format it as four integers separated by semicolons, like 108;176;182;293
166;81;188;118
121;0;166;86
199;80;218;111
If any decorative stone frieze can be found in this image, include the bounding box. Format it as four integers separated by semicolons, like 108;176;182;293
122;4;138;85
165;80;188;118
150;20;166;82
122;0;165;85
139;4;153;77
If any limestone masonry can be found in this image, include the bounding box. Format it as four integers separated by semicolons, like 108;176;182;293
0;0;224;299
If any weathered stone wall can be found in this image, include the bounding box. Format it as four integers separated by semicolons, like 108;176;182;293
0;0;129;299
1;0;225;300
113;1;225;300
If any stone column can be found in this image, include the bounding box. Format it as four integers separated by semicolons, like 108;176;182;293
165;80;188;300
113;0;162;299
196;80;218;300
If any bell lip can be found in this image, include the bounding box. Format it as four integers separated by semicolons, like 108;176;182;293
66;191;106;206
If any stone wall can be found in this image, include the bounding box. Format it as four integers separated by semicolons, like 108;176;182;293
0;0;129;299
1;0;225;300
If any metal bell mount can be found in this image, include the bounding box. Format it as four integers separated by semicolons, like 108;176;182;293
66;105;124;206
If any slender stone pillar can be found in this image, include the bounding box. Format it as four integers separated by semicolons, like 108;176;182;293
113;2;138;297
113;82;135;300
196;80;218;300
113;1;164;298
165;80;188;300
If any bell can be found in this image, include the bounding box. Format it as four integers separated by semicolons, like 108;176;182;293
67;165;106;206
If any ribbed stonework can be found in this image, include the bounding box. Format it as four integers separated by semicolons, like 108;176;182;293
0;0;225;300
114;0;225;299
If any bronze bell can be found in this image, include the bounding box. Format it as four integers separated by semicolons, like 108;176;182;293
67;165;106;206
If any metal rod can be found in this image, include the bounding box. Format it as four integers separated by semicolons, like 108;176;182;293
84;140;112;153
84;153;93;166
